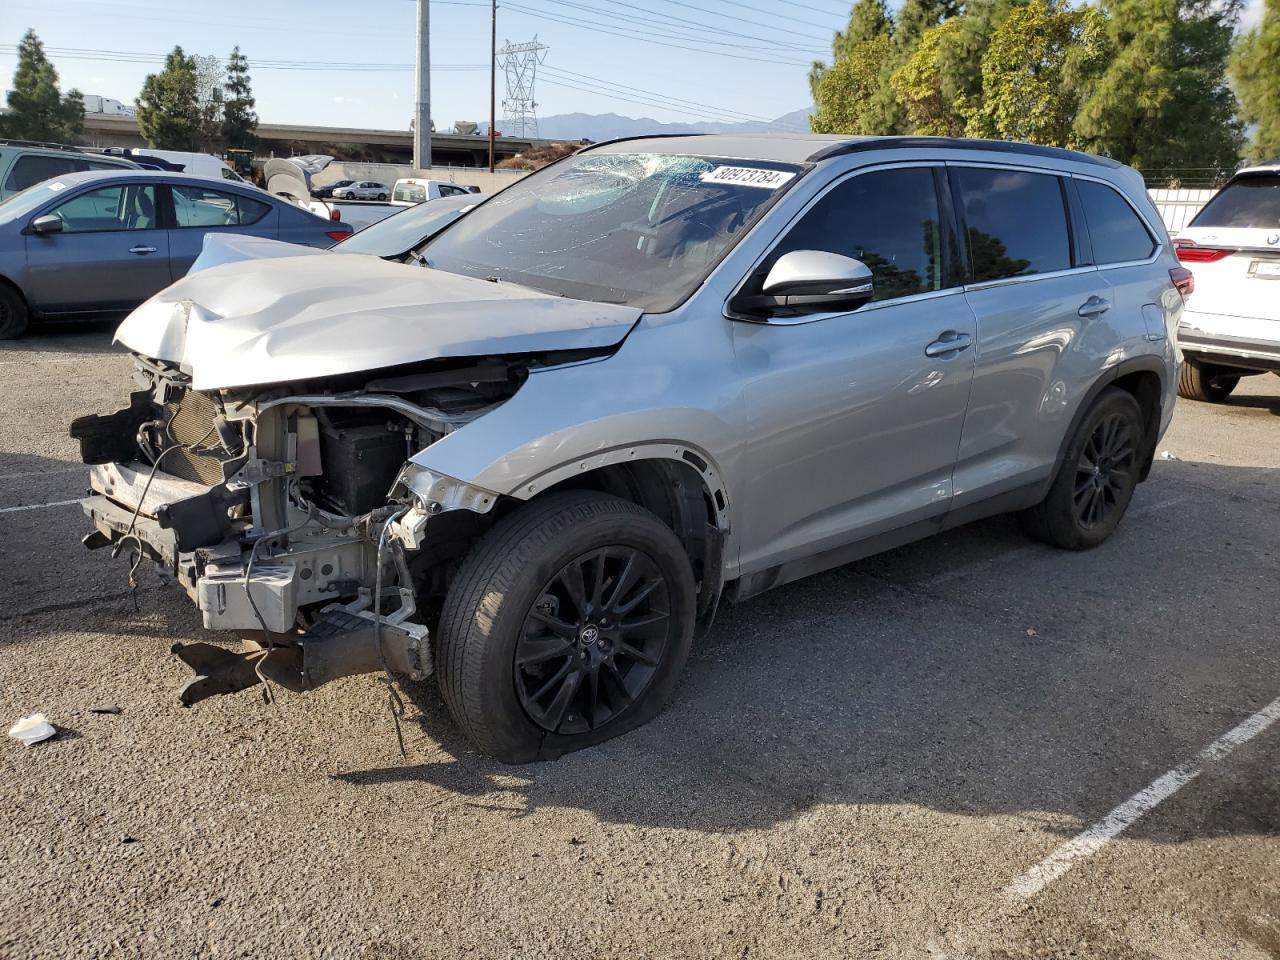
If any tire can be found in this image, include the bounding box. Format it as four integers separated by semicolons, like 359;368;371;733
1178;358;1239;402
436;491;696;763
1019;387;1146;550
377;193;387;201
0;284;30;340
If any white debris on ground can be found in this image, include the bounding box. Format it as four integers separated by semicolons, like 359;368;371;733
7;713;56;747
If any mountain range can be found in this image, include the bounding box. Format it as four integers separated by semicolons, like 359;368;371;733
482;108;812;142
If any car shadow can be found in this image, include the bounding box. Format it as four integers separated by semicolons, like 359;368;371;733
2;317;127;355
334;459;1280;845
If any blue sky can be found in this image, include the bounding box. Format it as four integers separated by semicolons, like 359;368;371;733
0;0;852;130
2;0;1264;132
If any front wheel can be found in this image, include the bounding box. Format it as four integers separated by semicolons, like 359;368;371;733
0;284;30;340
436;491;696;763
1020;387;1146;550
377;193;387;201
1178;358;1239;402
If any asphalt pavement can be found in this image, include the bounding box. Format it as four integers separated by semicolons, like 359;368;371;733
0;323;1276;959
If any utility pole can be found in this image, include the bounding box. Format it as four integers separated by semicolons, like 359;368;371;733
414;0;431;172
488;0;496;173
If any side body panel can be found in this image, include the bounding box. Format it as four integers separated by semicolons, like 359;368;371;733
25;225;171;314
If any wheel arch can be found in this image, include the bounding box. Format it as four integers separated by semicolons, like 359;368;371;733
1054;356;1167;487
518;445;730;632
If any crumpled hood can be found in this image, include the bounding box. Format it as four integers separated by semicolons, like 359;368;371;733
115;251;642;390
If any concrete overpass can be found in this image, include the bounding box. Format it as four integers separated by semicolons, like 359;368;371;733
79;113;559;167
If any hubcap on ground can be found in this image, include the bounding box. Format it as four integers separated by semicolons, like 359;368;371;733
515;547;672;735
1073;411;1137;528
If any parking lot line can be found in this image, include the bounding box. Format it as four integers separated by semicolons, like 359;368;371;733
1005;693;1280;901
0;498;81;515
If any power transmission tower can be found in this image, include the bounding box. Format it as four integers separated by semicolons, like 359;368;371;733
498;37;549;138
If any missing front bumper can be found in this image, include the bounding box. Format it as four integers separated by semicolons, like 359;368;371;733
173;606;431;706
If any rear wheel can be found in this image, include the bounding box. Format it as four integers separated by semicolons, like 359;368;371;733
1020;387;1145;550
436;491;696;763
0;285;30;340
1178;358;1239;402
377;193;387;201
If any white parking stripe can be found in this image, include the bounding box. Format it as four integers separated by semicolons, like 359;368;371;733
1006;694;1280;900
0;498;81;515
923;494;1190;588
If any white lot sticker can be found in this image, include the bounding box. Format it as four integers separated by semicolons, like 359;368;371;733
46;181;67;192
700;166;795;189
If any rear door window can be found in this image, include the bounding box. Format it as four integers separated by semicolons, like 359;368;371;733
172;184;269;227
5;155;85;193
953;167;1072;282
1076;180;1156;264
769;166;944;302
1190;175;1280;228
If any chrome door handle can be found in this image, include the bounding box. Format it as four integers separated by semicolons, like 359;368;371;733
925;332;973;358
129;245;157;255
1078;296;1111;317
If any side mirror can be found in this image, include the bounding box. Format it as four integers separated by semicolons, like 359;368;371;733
29;214;63;236
732;250;874;319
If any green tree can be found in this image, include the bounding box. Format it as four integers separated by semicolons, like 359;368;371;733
1072;0;1243;174
930;0;1027;123
893;0;957;50
810;0;893;99
135;46;201;150
222;46;258;150
0;29;84;142
890;18;969;135
1231;0;1280;162
810;34;895;134
968;0;1108;145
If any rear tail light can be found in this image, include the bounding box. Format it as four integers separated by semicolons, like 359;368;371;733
1173;239;1231;263
329;208;341;222
1169;266;1194;297
325;229;351;243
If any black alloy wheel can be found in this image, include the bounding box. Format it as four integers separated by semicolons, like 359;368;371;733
515;547;672;736
1020;386;1146;550
1073;410;1138;530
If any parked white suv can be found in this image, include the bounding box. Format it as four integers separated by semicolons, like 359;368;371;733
1173;164;1280;401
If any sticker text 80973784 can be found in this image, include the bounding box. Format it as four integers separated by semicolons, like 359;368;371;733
699;167;796;189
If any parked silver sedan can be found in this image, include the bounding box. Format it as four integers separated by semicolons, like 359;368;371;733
331;180;389;201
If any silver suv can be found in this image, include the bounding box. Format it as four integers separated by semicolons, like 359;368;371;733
72;135;1181;762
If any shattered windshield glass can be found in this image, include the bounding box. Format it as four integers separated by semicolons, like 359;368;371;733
419;153;803;311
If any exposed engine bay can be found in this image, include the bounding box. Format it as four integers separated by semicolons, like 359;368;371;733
69;350;564;704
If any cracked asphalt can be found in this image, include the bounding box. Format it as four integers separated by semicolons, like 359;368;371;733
1;324;1277;959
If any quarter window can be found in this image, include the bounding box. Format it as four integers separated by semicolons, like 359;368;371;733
172;184;270;227
769;167;943;302
49;185;159;232
954;168;1071;282
1076;180;1155;264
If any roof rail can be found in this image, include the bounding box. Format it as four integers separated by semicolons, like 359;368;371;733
0;138;86;153
575;132;710;155
807;136;1122;169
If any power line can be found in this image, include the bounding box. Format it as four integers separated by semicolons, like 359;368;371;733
0;45;485;72
693;0;845;34
528;0;829;52
501;1;814;65
540;66;805;128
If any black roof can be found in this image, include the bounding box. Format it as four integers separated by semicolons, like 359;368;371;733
806;136;1123;168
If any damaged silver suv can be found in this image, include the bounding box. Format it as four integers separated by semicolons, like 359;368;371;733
73;135;1182;762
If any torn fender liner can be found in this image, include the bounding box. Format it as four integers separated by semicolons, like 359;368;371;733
69;389;152;464
174;609;429;707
